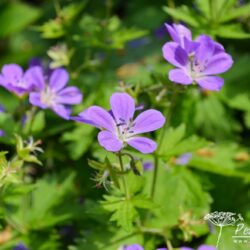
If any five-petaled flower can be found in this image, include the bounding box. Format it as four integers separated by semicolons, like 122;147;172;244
163;23;233;91
28;66;82;119
0;64;36;96
73;93;165;154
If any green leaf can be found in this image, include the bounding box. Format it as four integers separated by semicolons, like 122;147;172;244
31;111;45;133
158;124;208;158
69;226;143;250
61;125;94;160
110;200;137;232
22;154;42;165
132;195;157;210
101;195;124;212
216;24;250;39
126;171;144;195
220;3;250;22
38;20;65;39
101;195;138;232
244;111;250;129
222;55;250;111
0;112;15;136
195;0;210;18
163;6;200;27
0;152;8;169
148;167;212;230
110;27;148;49
0;2;40;37
190;156;250;180
158;124;186;155
195;94;237;139
10;173;76;229
88;159;106;171
189;143;250;180
59;2;87;22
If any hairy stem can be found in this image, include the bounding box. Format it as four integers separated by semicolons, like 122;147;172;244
117;152;130;199
150;154;159;199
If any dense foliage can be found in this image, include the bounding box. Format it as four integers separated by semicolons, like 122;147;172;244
0;0;250;250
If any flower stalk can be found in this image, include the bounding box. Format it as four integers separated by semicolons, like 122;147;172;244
117;151;130;200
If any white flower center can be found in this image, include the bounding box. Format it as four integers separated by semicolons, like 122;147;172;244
188;57;208;79
40;86;56;106
115;118;135;142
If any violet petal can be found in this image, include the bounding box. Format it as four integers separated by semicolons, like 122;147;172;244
110;92;135;123
56;86;83;104
49;68;69;91
196;76;224;91
132;109;165;135
98;130;122;152
88;106;115;132
169;68;193;84
126;137;157;154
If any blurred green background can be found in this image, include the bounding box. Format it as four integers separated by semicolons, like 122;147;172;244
0;0;250;249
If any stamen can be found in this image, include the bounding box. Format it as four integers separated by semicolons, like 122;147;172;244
116;122;126;127
130;123;136;128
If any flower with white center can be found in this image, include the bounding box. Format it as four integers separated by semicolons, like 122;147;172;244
28;66;82;119
73;92;165;154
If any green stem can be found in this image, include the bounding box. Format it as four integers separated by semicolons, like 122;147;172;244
24;106;37;135
150;154;159;199
150;89;178;200
166;239;174;250
117;152;130;199
139;226;164;236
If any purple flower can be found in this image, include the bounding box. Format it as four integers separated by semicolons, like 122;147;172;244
162;24;233;91
0;105;5;137
0;64;36;96
29;57;43;68
13;243;29;250
143;161;154;171
0;129;5;137
154;24;167;39
154;245;216;250
74;93;165;154
123;244;144;250
176;153;192;165
165;23;193;49
28;66;82;119
0;104;4;112
197;245;216;250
